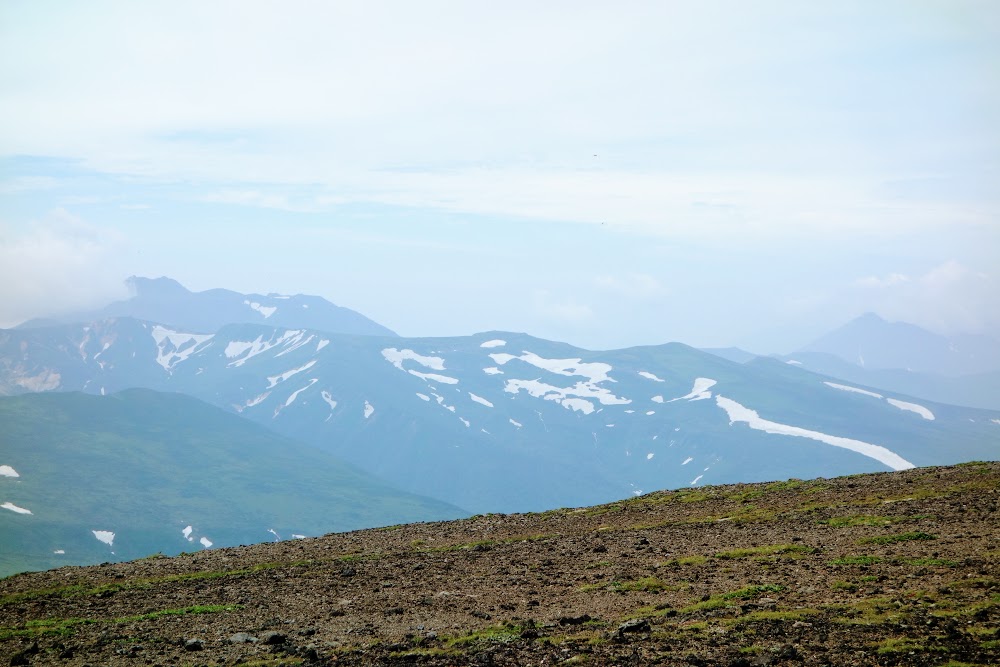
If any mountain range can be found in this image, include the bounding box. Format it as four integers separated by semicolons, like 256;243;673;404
15;276;396;338
1;278;998;575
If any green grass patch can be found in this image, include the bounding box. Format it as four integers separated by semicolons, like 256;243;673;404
0;604;239;641
859;531;937;545
680;584;783;613
820;515;900;527
831;580;858;592
876;636;948;655
445;622;531;647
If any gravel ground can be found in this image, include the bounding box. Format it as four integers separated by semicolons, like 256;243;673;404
1;461;997;666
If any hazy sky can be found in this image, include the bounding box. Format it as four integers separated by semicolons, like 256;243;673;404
2;1;998;352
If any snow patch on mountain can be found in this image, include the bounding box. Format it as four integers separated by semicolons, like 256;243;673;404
244;300;277;318
669;378;717;402
824;382;883;399
182;525;194;541
92;530;115;547
715;396;914;471
0;465;19;478
321;391;338;410
382;348;446;371
316;339;330;352
480;339;507;348
509;418;522;428
364;401;375;418
490;351;617;385
225;330;302;367
151;326;213;371
239;392;270;412
690;475;703;485
469;393;494;408
1;502;31;515
682;457;693;465
408;370;460;384
416;393;430;401
199;536;213;548
638;371;665;382
483;367;503;375
460;417;470;427
284;379;318;407
651;395;664;403
267;360;317;388
887;398;935;421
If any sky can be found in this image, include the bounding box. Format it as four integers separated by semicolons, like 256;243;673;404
1;1;998;352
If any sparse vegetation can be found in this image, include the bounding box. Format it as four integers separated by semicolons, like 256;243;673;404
1;462;996;666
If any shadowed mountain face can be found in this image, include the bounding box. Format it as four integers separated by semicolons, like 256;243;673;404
1;463;997;667
0;390;466;577
15;276;397;337
2;318;997;515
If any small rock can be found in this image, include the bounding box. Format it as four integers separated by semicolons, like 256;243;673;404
340;566;356;577
557;614;592;626
593;545;608;553
228;632;257;644
261;631;287;645
616;618;650;637
183;638;204;652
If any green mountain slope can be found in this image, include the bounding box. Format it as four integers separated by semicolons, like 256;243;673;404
0;390;466;577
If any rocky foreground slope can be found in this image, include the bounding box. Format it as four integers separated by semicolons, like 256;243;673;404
1;463;998;667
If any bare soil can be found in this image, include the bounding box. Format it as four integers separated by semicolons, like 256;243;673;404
2;462;998;667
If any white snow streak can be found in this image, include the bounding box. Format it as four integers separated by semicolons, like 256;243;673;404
0;465;19;478
646;453;655;460
416;393;430;401
92;530;115;546
321;390;338;410
364;401;375;418
887;399;935;421
483;367;504;375
496;350;630;412
669;378;717;402
267;360;317;388
824;382;883;399
1;501;31;514
316;339;330;352
509;418;522;428
408;370;460;384
651;395;664;403
690;475;703;485
480;339;507;348
638;371;665;382
284;379;318;407
244;300;277;318
382;348;446;371
200;536;213;548
715;396;915;471
682;457;693;465
182;525;193;541
469;393;494;408
459;417;470;427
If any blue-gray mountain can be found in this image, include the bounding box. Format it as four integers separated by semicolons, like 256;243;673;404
797;312;1000;377
0;389;465;577
2;318;997;513
15;276;397;337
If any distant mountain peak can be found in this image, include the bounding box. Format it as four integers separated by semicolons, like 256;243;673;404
15;276;397;337
126;276;189;297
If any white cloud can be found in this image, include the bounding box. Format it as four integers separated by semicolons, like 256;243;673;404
0;212;129;327
532;290;593;323
855;273;910;288
851;261;1000;336
594;273;664;299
